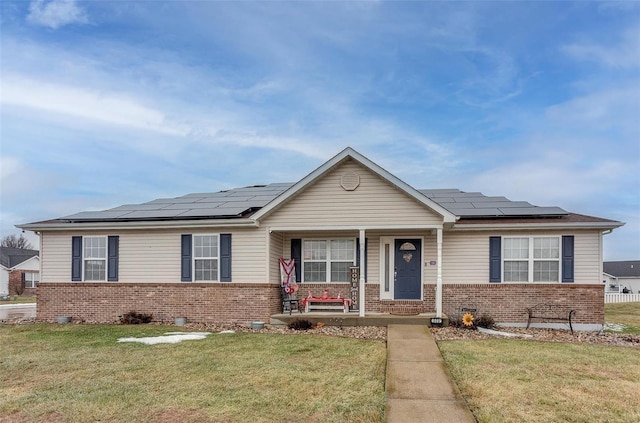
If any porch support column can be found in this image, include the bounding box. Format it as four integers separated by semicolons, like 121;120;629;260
265;228;271;284
359;229;366;317
436;228;443;318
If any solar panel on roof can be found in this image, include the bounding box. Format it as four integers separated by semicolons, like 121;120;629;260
123;210;188;219
178;207;248;217
147;198;201;204
159;202;226;210
108;204;166;211
498;207;567;216
197;196;255;203
476;201;532;208
59;181;567;223
63;211;131;220
451;208;505;216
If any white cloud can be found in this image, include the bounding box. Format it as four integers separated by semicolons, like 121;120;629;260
562;26;640;69
545;87;640;132
27;0;88;29
0;157;23;182
1;75;188;136
468;154;633;215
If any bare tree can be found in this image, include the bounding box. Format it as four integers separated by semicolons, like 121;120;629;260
1;234;34;250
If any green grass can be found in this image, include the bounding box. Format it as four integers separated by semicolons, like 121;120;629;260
439;339;640;423
605;302;640;333
0;324;386;422
0;295;37;304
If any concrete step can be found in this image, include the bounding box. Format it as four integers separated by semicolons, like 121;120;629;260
270;312;449;327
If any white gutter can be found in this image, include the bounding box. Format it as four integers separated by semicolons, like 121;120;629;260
268;224;443;233
451;222;624;231
17;218;258;232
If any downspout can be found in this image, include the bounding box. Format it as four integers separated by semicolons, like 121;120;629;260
601;229;613;288
436;228;443;318
359;229;366;317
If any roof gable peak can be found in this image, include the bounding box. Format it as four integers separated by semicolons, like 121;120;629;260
251;147;457;222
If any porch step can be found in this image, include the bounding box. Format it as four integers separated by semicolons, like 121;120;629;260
270;312;449;328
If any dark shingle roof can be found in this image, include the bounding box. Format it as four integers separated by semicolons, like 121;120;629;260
0;247;39;268
604;261;640;278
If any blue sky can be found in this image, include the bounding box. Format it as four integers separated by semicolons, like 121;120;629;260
1;1;638;260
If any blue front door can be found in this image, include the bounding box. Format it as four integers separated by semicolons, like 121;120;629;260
394;239;422;300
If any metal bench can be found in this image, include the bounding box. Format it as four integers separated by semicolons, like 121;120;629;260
526;303;576;334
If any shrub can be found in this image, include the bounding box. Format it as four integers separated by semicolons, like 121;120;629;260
288;319;313;330
475;314;495;329
15;279;25;296
120;311;153;324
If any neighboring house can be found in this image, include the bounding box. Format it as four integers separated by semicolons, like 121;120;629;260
18;148;624;329
603;261;640;294
0;247;40;297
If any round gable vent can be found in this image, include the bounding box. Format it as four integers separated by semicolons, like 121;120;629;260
340;172;360;191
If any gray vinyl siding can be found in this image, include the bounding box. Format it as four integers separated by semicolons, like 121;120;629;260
41;232;73;282
269;231;284;283
262;159;444;227
40;228;269;284
441;230;602;284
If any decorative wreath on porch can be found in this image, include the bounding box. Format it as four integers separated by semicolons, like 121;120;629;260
462;313;475;327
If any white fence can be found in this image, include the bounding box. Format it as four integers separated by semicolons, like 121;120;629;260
605;293;640;304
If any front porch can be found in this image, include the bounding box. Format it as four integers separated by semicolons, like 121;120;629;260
270;311;449;327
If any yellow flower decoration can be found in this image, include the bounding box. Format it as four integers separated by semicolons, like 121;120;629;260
462;313;475;327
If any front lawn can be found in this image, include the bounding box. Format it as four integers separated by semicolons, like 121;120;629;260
0;324;386;422
0;295;37;304
439;339;640;423
605;302;640;333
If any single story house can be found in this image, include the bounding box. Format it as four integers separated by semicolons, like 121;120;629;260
0;247;40;297
19;148;623;330
603;261;640;294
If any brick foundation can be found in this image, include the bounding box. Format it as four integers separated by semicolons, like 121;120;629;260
36;282;282;324
365;283;602;324
442;284;604;325
36;282;605;326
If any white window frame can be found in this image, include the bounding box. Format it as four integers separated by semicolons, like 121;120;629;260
193;234;220;282
379;237;395;300
24;272;39;288
83;236;108;282
503;236;561;283
301;238;356;283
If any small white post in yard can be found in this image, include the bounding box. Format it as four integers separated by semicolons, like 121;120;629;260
359;229;366;317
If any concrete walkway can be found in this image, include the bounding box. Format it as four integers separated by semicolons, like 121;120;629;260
386;324;476;423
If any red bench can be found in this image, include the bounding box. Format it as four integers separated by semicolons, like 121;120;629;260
300;291;353;313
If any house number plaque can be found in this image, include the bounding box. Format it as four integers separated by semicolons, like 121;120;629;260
349;266;360;312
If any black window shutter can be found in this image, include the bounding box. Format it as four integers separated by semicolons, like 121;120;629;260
356;238;368;281
220;234;232;282
562;235;574;283
291;239;302;283
71;236;82;281
489;236;501;283
181;234;192;282
107;236;119;281
21;272;26;283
